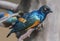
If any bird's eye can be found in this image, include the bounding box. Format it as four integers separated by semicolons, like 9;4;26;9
44;8;47;10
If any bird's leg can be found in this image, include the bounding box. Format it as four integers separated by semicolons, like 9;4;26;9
18;28;35;41
40;23;44;30
36;23;44;31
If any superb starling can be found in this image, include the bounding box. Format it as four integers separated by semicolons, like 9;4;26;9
7;5;52;38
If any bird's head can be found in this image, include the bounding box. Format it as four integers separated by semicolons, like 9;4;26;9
38;5;53;15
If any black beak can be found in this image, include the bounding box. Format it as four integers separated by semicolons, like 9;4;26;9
50;10;53;13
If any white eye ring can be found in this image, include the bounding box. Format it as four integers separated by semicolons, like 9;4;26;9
44;8;47;10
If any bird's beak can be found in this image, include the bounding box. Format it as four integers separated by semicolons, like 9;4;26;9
50;10;53;13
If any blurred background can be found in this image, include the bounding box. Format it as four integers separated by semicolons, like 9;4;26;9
0;0;60;41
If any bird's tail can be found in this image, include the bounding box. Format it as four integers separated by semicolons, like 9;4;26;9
7;29;14;38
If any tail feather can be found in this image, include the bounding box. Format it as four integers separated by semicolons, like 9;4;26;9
7;30;14;38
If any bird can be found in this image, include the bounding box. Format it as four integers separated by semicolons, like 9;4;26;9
0;10;17;27
7;5;52;38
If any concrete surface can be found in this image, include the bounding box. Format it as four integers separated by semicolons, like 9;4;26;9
0;0;60;41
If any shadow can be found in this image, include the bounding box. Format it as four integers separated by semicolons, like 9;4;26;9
24;30;39;41
15;30;40;41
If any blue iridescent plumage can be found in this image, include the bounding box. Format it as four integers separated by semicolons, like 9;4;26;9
9;11;46;31
0;12;5;18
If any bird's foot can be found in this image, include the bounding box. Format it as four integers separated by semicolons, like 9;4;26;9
36;23;44;31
